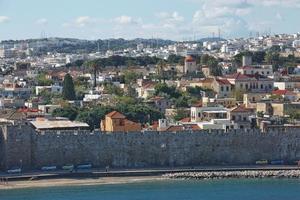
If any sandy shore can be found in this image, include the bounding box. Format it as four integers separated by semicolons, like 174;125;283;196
0;176;165;190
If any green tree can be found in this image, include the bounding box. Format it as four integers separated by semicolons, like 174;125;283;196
37;73;53;86
124;70;140;84
174;109;190;121
156;60;167;82
104;83;124;96
62;73;76;100
52;106;78;121
232;89;246;101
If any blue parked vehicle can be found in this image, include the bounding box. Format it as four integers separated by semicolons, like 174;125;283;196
41;166;57;171
270;160;284;165
76;164;92;170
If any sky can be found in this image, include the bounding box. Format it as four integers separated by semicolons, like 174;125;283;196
0;0;300;41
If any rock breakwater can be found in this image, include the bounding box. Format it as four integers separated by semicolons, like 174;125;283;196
163;170;300;179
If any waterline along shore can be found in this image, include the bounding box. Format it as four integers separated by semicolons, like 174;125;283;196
2;166;300;190
164;170;300;180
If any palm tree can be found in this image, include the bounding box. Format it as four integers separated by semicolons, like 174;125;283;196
156;60;167;83
86;60;104;89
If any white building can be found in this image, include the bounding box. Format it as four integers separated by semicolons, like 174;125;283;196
191;105;229;123
35;85;63;96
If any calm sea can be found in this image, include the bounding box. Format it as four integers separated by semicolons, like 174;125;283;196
1;179;300;200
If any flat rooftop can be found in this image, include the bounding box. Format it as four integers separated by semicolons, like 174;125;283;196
30;120;89;130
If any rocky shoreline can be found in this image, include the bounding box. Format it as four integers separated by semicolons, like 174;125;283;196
163;170;300;180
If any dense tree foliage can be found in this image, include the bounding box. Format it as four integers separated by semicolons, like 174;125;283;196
200;54;222;76
52;106;78;121
37;73;53;86
62;74;76;100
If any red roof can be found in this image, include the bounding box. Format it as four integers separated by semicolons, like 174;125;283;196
180;117;191;123
192;101;203;107
106;111;126;119
149;96;165;101
216;79;231;85
18;108;41;113
272;90;295;96
185;56;195;62
225;73;250;80
231;104;254;113
165;125;184;132
143;83;156;89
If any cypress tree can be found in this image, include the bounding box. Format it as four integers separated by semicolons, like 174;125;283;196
62;73;76;100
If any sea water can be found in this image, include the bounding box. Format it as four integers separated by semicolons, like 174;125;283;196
1;179;300;200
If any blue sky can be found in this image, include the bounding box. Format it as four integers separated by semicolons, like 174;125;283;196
0;0;300;40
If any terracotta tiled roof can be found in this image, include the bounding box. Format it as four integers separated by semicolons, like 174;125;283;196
231;104;254;113
225;73;250;80
216;79;231;85
149;96;165;101
165;125;184;132
106;111;126;119
180;117;191;122
143;83;156;89
185;55;196;62
272;90;296;96
199;78;214;83
192;101;202;107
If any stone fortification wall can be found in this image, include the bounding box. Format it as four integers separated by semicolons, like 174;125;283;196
1;125;300;170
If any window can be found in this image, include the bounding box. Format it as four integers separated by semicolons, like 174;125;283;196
261;84;263;89
232;116;236;120
226;86;229;91
119;119;125;126
221;86;224;92
198;113;201;117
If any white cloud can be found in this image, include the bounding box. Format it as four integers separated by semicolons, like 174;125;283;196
36;18;48;25
75;16;94;27
0;16;10;23
114;15;142;25
155;11;184;29
192;2;250;38
187;0;300;8
62;16;99;28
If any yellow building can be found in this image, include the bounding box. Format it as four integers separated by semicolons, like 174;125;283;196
101;111;142;132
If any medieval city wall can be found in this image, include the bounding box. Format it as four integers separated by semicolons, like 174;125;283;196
1;125;300;170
